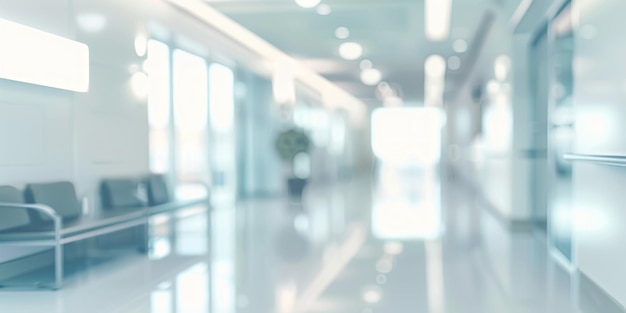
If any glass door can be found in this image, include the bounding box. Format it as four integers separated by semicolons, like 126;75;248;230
529;28;550;233
548;2;574;261
172;49;210;197
208;63;236;204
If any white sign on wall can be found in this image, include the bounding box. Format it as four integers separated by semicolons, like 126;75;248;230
0;18;89;92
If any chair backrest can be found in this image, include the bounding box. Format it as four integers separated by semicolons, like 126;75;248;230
0;186;31;231
100;178;145;210
143;174;171;206
24;182;81;223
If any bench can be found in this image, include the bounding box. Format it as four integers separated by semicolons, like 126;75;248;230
0;175;208;290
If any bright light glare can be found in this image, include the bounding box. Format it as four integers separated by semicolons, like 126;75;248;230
494;55;512;81
425;55;446;107
147;39;171;173
573;209;607;232
295;0;321;8
335;27;350;39
131;71;150;99
0;18;89;92
360;68;382;86
176;263;209;313
135;34;148;57
316;4;331;15
371;107;446;166
173;49;208;131
338;42;363;60
482;103;512;153
209;63;235;132
273;58;296;105
425;55;447;78
151;289;173;313
362;287;383;303
425;0;452;41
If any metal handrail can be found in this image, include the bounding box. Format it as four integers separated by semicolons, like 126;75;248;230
563;153;626;167
0;202;63;289
0;197;209;290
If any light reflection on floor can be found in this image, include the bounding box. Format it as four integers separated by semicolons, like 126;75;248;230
0;169;588;313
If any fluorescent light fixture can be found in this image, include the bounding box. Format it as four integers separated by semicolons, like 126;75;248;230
0;18;89;92
338;42;362;60
360;68;382;86
316;4;331;15
295;0;321;9
425;55;446;78
425;55;446;107
334;27;350;39
425;0;452;41
510;0;533;30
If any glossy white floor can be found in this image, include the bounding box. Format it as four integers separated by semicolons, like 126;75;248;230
0;167;589;313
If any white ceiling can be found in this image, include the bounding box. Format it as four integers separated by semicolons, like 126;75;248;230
208;0;515;106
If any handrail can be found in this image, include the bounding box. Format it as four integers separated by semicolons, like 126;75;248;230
563;153;626;167
0;202;63;289
0;202;60;219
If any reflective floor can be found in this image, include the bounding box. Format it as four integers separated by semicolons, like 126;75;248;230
0;167;586;313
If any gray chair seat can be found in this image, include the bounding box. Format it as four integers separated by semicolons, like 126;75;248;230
0;186;31;232
100;179;145;210
24;182;82;224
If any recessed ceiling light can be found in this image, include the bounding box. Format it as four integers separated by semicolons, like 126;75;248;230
360;59;373;70
361;68;382;86
134;34;148;57
425;55;446;78
335;27;350;39
453;39;468;53
338;42;362;60
316;4;331;15
448;56;461;70
295;0;321;9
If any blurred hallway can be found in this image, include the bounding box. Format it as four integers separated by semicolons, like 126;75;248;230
0;170;586;313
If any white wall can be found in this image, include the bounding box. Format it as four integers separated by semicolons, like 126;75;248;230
573;0;626;307
0;0;76;188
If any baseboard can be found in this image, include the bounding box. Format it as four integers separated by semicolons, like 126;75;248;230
578;271;626;313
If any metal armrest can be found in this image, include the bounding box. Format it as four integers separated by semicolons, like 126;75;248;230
0;202;63;289
0;202;61;221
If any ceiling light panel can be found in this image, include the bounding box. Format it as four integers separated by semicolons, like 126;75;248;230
425;0;452;41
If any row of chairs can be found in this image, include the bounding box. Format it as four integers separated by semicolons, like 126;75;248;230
0;174;208;290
